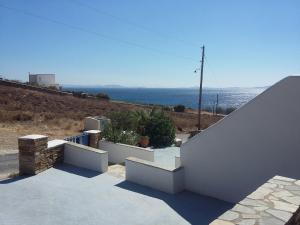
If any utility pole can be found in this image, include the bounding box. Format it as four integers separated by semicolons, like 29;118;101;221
215;94;219;115
198;45;205;130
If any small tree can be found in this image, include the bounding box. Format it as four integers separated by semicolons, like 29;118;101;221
145;109;175;148
108;111;137;131
133;110;150;136
174;104;185;112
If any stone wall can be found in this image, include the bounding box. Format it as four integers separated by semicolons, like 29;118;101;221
19;135;65;175
84;130;101;148
38;144;64;173
210;176;300;225
0;80;71;96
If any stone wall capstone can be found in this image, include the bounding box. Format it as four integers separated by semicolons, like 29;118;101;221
210;176;300;225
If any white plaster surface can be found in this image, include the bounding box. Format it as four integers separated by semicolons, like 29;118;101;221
125;157;185;194
64;142;108;173
175;156;181;168
84;130;100;134
84;117;101;130
19;134;47;140
181;76;300;203
99;140;154;164
47;140;67;148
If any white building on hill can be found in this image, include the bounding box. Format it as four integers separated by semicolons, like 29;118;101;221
28;73;59;89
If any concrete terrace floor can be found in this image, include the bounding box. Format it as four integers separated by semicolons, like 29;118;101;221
0;164;233;225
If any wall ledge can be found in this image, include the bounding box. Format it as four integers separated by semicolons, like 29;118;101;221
100;140;154;152
65;142;107;154
126;157;182;172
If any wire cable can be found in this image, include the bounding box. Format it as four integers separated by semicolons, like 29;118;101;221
0;3;198;62
65;0;202;48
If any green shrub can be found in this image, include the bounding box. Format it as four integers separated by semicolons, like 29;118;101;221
103;109;175;148
102;124;139;145
96;93;110;100
133;110;150;136
173;104;185;112
109;111;137;131
145;109;175;148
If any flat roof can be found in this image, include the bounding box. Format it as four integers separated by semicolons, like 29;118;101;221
29;74;55;76
0;164;232;225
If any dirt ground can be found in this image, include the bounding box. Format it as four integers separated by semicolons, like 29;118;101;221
0;121;82;152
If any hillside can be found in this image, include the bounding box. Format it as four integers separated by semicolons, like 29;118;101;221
0;84;223;152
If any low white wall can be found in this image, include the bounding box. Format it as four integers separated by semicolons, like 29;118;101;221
84;117;100;131
175;156;181;168
125;157;185;194
64;142;108;173
99;140;154;164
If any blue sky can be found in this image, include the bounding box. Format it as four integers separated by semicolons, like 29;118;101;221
0;0;299;87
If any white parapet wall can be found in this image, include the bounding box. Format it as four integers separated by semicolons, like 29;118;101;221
64;142;108;173
99;140;154;164
175;156;181;168
181;76;300;203
84;117;101;131
125;157;185;194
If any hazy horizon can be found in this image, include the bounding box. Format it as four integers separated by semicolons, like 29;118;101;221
62;83;269;89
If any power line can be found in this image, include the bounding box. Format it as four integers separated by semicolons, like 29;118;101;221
204;55;221;87
0;3;198;62
65;0;201;48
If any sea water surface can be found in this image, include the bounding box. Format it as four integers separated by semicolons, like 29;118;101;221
63;87;266;109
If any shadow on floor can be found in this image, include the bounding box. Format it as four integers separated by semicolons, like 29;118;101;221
0;163;101;183
0;175;28;184
54;163;101;178
116;181;233;225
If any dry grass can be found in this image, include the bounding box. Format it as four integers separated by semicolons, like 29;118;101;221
0;84;224;152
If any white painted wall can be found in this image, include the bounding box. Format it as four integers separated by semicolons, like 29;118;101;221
125;157;185;194
64;142;108;173
99;140;154;164
175;156;181;168
84;117;101;131
181;76;300;203
84;117;111;131
29;74;56;87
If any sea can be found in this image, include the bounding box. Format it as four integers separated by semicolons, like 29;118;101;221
62;87;267;110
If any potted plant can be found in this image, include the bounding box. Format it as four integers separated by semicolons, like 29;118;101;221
139;135;149;148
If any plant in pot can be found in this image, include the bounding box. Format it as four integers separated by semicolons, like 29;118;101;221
134;110;150;148
139;135;149;148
